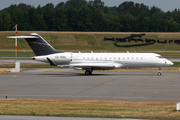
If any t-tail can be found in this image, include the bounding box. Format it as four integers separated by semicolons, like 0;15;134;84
8;33;63;56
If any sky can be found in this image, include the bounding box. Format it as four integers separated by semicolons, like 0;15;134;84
1;0;180;12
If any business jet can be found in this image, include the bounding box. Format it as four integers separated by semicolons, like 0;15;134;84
8;33;174;76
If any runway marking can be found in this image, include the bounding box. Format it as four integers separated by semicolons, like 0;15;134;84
154;92;159;93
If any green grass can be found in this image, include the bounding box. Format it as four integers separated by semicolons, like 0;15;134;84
0;51;179;58
0;51;35;56
0;51;179;59
1;31;180;57
0;99;179;119
95;33;180;52
0;63;50;68
171;62;180;67
156;52;180;57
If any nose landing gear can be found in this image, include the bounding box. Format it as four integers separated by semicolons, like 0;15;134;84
157;72;161;76
157;67;161;76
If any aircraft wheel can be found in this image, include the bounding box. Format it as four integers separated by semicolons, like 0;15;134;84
85;70;92;75
157;72;161;76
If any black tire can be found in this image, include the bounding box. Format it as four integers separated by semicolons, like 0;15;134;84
157;72;161;76
85;70;92;75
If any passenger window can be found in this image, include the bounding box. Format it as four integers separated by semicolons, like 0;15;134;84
96;57;98;60
118;57;120;60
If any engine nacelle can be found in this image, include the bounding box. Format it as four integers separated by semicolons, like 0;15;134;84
33;53;72;65
48;53;72;65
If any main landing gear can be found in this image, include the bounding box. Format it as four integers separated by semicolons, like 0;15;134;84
85;70;93;75
157;67;161;76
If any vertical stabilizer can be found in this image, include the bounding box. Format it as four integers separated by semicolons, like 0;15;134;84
8;33;63;56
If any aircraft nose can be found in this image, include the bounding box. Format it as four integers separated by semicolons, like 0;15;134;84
170;61;174;66
165;60;174;66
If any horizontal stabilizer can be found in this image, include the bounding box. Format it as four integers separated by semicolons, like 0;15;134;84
7;36;39;39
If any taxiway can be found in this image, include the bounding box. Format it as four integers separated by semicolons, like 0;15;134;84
0;68;180;102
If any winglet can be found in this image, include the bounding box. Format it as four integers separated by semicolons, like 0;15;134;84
47;58;57;66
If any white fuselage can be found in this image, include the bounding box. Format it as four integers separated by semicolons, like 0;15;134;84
33;52;173;70
8;33;174;75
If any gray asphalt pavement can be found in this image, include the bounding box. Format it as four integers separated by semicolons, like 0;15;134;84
0;68;180;102
168;57;180;62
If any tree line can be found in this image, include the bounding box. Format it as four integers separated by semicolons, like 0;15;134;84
0;0;180;32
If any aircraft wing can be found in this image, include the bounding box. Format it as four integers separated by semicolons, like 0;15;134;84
58;63;116;70
46;57;122;70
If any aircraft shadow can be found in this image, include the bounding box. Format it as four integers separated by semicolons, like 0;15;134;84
6;71;157;77
32;73;156;77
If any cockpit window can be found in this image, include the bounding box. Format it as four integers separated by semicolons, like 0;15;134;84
156;56;164;59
